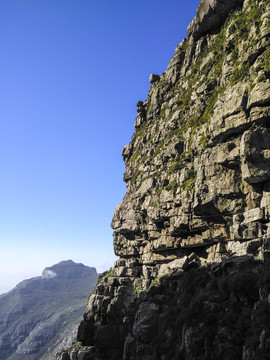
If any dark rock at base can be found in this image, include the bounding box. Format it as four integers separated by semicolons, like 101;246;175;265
56;0;270;358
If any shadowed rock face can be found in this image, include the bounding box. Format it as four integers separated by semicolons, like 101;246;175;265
0;260;98;360
187;0;245;41
56;0;270;359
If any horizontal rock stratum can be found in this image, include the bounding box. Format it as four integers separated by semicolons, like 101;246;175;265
57;0;270;359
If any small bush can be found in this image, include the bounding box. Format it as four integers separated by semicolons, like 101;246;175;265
180;169;197;192
231;62;250;85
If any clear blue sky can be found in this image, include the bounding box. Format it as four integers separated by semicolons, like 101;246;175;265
0;0;200;294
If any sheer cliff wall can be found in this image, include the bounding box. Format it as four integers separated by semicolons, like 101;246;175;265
57;0;270;359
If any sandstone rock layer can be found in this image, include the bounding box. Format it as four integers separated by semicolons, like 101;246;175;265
57;0;270;359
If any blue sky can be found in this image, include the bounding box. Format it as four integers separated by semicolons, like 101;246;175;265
0;0;200;294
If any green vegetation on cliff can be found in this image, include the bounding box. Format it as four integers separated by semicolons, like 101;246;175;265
127;0;268;193
56;0;270;359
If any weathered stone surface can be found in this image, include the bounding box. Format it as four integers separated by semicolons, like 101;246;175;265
247;81;270;109
187;0;245;41
57;0;270;359
149;74;160;84
240;128;270;184
133;302;159;343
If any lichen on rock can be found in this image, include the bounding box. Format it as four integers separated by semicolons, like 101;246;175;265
56;0;270;359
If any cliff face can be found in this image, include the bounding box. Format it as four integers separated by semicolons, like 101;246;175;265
57;0;270;359
0;261;98;360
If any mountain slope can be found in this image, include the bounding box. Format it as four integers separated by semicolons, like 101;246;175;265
0;260;98;360
56;0;270;359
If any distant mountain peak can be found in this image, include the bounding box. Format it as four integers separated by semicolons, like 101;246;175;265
0;260;98;360
42;269;57;279
42;260;96;280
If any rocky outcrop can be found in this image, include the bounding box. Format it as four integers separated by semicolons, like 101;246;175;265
56;0;270;359
0;260;98;360
187;0;245;41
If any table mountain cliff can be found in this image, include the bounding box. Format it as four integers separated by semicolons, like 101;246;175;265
56;0;270;359
0;260;98;360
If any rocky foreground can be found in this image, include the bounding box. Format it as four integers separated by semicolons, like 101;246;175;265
0;260;98;360
57;0;270;359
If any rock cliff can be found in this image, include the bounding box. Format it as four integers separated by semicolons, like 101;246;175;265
0;260;98;360
57;0;270;359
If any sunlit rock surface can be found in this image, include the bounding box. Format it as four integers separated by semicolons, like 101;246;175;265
57;0;270;359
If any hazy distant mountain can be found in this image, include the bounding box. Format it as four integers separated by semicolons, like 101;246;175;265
0;260;98;360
